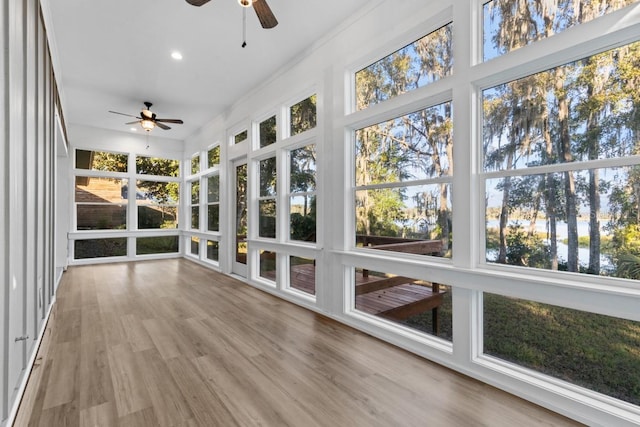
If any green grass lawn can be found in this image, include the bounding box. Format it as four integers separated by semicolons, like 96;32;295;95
403;293;640;405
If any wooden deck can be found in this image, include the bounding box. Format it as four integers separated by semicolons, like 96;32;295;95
263;263;445;331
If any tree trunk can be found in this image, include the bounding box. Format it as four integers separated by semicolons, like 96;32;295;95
556;68;579;272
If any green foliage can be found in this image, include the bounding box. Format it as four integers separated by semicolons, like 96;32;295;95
290;95;317;136
505;223;550;268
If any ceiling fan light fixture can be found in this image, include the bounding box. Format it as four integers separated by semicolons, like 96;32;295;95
141;119;155;132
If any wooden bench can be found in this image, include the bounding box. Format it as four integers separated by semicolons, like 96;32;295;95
355;276;445;333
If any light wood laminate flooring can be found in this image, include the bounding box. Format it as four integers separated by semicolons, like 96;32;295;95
14;260;582;426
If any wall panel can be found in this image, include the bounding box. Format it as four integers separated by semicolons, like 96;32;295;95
0;0;62;424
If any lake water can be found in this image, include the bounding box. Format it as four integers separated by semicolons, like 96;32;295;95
485;219;613;270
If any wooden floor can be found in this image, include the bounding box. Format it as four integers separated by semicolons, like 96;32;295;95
14;259;582;427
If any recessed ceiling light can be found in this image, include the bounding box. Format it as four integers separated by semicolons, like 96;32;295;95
171;51;183;60
130;127;137;131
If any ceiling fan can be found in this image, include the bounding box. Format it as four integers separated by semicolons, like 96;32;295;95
109;102;184;132
186;0;278;29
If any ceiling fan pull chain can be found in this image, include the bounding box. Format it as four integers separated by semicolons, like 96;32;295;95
242;7;247;48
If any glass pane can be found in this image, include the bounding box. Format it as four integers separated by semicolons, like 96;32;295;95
234;130;248;144
76;205;127;230
356;102;452;185
259;199;276;238
206;240;219;261
259;115;277;148
483;41;640;172
259;250;277;282
75;149;128;172
207;204;219;232
260;157;277;197
354;268;452;341
290;95;317;136
207;175;220;203
75;176;128;230
484;293;640;406
136;236;179;255
290;195;316;242
74;238;127;259
208;146;220;167
138;206;178;229
290;256;315;295
190;236;200;255
191;206;199;230
483;0;638;62
191;155;200;174
136;180;179;204
75;176;127;202
355;184;451;258
191;181;200;204
136;156;179;176
236;164;248;265
486;166;640;276
356;23;452;110
290;145;316;193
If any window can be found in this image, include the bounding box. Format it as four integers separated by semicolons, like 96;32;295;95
191;154;200;175
136;156;179;177
483;41;640;277
259;157;277;238
208;145;220;168
290;95;317;136
353;267;452;341
234;129;248;144
207;174;220;232
484;293;640;406
355;102;452;258
289;145;316;243
190;180;200;230
259;116;277;148
136;180;179;229
206;240;219;262
355;23;452;111
75;176;128;230
76;149;128;172
259;250;277;282
190;236;200;256
136;236;179;255
289;256;315;295
74;238;127;259
482;0;637;62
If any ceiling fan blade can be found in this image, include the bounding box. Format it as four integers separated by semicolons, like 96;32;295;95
109;110;138;118
186;0;211;6
155;119;184;124
155;122;171;130
253;0;278;29
125;121;141;125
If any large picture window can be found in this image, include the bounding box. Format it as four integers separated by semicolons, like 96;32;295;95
483;40;640;277
483;293;640;406
355;102;452;258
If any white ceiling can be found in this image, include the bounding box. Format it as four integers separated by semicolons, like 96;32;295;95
44;0;373;141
